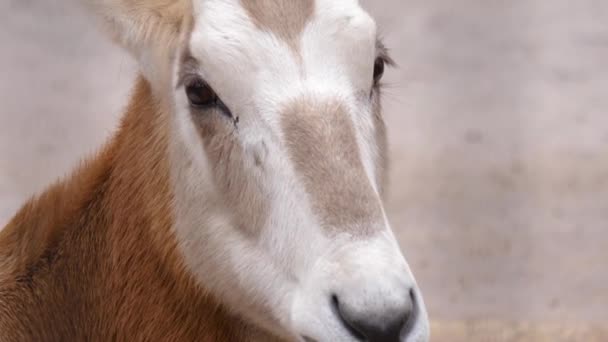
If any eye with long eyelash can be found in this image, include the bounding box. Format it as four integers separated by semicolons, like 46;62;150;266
373;57;386;84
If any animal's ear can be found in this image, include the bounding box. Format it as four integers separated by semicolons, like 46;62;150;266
83;0;191;61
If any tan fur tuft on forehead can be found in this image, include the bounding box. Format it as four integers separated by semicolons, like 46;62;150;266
241;0;314;50
82;0;192;57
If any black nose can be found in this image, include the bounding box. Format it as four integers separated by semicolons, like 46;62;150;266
331;289;417;342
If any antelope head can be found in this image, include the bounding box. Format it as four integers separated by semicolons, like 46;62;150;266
86;0;429;340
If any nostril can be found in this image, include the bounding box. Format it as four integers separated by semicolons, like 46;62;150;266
330;289;418;342
401;288;418;338
331;293;366;341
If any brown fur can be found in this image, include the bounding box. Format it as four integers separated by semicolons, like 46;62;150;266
0;77;276;341
281;99;384;234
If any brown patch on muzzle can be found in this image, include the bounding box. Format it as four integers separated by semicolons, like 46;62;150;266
281;99;383;234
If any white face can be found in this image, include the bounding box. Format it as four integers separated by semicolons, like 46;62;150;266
166;0;429;341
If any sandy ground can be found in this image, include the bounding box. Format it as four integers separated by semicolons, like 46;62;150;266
1;0;607;340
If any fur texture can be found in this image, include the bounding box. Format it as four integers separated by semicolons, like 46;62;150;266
0;78;276;341
0;0;430;341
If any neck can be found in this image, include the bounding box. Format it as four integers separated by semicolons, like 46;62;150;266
0;76;277;341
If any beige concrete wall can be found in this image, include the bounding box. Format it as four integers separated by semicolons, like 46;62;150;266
1;0;606;340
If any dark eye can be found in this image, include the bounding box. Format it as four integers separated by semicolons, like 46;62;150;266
373;57;385;84
186;80;218;108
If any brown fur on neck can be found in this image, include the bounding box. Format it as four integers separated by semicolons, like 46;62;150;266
0;77;276;341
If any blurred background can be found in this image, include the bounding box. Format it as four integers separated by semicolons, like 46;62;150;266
1;0;606;340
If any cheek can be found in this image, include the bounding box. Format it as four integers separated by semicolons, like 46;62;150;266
193;115;271;235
